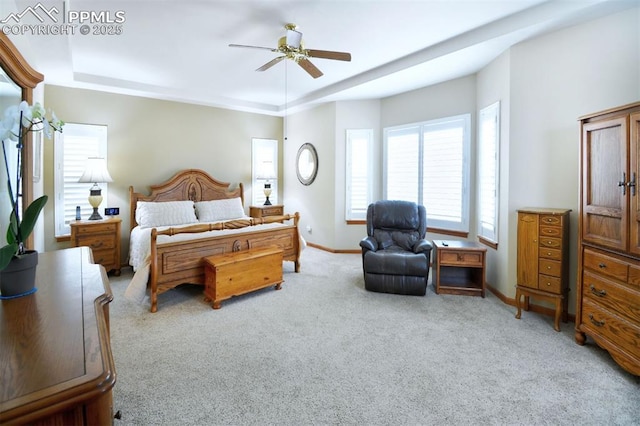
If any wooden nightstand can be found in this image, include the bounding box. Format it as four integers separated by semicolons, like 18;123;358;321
70;217;121;276
250;205;284;218
433;240;487;297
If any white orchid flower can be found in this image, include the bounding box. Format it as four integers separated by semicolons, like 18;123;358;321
18;100;33;129
51;111;63;132
0;121;13;142
31;102;45;120
42;117;52;139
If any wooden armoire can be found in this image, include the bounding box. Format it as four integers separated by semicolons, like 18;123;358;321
577;102;640;376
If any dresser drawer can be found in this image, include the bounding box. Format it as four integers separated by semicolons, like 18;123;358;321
73;222;117;235
538;274;561;293
629;264;640;288
540;226;562;238
91;249;117;268
261;206;283;216
583;248;628;282
540;247;561;261
76;235;116;251
583;270;640;323
539;259;561;277
540;215;562;226
440;250;483;267
582;299;640;359
539;237;561;249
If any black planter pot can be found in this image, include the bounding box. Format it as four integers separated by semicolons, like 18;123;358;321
0;250;38;298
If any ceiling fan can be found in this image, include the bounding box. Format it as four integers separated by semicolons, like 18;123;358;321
229;23;351;79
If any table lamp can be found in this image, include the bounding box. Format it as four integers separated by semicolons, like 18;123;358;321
78;157;113;220
256;160;276;206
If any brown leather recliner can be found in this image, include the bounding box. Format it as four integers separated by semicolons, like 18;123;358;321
359;200;433;296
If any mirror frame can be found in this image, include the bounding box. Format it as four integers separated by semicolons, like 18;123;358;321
0;33;44;249
296;143;318;186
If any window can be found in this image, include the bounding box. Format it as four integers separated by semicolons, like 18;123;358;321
252;138;278;206
54;123;108;237
345;129;373;221
477;101;500;245
384;114;470;233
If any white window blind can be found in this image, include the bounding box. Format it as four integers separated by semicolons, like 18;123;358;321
345;129;373;220
251;138;278;206
384;115;470;232
54;123;108;237
478;101;500;243
384;126;420;203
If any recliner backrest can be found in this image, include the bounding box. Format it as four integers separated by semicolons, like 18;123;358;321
366;201;427;250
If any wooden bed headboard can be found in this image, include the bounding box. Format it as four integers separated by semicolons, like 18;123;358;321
129;169;244;231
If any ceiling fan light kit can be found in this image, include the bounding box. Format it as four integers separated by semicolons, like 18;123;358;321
229;23;351;79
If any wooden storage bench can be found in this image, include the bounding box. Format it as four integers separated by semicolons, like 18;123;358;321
203;247;284;309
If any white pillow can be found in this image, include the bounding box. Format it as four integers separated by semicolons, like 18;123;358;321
195;198;245;222
135;201;197;228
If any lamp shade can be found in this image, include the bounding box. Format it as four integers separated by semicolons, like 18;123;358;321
256;160;276;180
78;157;113;183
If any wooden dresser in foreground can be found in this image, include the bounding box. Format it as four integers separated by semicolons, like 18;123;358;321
577;102;640;376
70;217;121;275
515;208;571;331
0;247;117;424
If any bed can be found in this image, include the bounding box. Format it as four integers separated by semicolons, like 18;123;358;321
127;169;301;312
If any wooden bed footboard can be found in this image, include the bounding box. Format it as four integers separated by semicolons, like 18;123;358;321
148;214;300;312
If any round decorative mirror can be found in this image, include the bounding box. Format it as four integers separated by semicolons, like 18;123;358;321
296;143;318;185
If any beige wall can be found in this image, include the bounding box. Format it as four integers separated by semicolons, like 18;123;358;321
43;86;282;261
476;49;510;295
283;103;336;249
282;100;382;251
506;8;639;307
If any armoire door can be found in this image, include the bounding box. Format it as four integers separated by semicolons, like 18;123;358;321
630;112;640;256
517;212;539;289
581;116;628;251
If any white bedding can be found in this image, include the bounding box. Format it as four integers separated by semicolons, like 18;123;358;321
125;218;304;304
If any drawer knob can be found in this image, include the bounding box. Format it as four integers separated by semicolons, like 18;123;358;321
547;266;551;270
588;314;605;327
589;284;607;297
598;263;606;269
547;252;552;256
546;282;551;286
91;241;104;248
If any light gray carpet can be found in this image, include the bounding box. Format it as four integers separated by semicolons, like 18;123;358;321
109;247;640;425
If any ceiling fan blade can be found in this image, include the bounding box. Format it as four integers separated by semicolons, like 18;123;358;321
286;29;302;48
229;43;275;52
298;58;323;79
306;49;351;62
256;56;285;72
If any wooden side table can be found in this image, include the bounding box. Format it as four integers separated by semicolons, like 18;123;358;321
70;217;121;275
250;204;284;218
433;240;487;297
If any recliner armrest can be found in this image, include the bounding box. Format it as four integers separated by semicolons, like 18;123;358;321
413;239;433;254
360;236;378;252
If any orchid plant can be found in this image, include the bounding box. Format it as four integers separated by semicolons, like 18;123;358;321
0;101;63;271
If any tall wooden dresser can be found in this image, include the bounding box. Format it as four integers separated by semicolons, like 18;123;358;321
515;208;571;331
576;102;640;376
0;247;116;423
